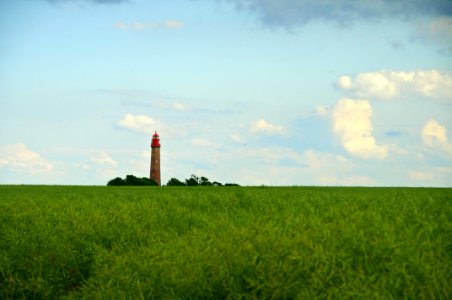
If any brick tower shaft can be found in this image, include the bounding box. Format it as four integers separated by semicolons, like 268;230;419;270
150;132;161;186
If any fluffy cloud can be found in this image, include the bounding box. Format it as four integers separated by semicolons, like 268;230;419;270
114;20;183;31
118;114;183;138
222;0;452;28
421;119;452;156
337;70;452;102
332;98;388;159
118;114;157;133
91;152;117;167
250;119;285;135
0;143;53;174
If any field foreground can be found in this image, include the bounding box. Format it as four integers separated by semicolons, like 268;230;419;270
0;185;451;299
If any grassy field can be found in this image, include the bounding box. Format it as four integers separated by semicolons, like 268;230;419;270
0;185;451;299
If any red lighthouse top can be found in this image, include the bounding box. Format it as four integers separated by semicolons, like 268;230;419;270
151;131;161;147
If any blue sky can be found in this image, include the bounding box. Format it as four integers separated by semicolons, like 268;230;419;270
1;0;451;186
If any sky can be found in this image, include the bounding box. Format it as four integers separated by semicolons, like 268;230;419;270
1;0;452;186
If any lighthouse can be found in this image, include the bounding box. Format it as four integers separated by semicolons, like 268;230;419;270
150;131;161;186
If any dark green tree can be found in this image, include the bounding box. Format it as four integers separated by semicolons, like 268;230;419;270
122;175;157;186
125;175;140;185
199;176;212;186
167;178;186;186
107;175;157;186
107;177;125;186
185;174;199;186
140;177;158;186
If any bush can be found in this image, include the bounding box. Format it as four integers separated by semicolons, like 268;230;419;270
107;177;125;186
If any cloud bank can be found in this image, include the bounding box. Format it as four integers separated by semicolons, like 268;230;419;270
0;143;53;174
222;0;452;28
337;70;452;102
332;99;387;159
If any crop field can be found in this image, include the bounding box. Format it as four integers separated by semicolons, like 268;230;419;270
0;185;451;299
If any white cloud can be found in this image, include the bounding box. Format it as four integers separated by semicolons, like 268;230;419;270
253;147;305;166
114;20;183;31
250;119;285;135
114;22;159;30
408;170;433;181
151;101;192;112
192;138;219;148
74;152;119;179
91;152;117;167
407;167;452;186
164;20;184;29
229;133;243;143
75;163;92;171
233;148;377;186
337;76;352;89
421;119;452;156
0;143;53;174
93;153;118;178
114;21;128;29
171;102;191;111
314;105;330;117
332;98;388;159
337;73;398;100
318;175;377;186
388;144;409;156
118;113;165;134
304;149;348;169
422;119;447;145
302;150;372;186
118;113;184;138
337;70;452;102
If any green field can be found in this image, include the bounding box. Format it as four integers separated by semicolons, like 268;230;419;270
0;186;451;299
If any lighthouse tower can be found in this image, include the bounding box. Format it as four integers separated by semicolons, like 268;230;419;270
150;131;161;186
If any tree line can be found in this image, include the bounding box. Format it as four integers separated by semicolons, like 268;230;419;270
166;174;239;186
107;174;239;187
107;175;158;186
